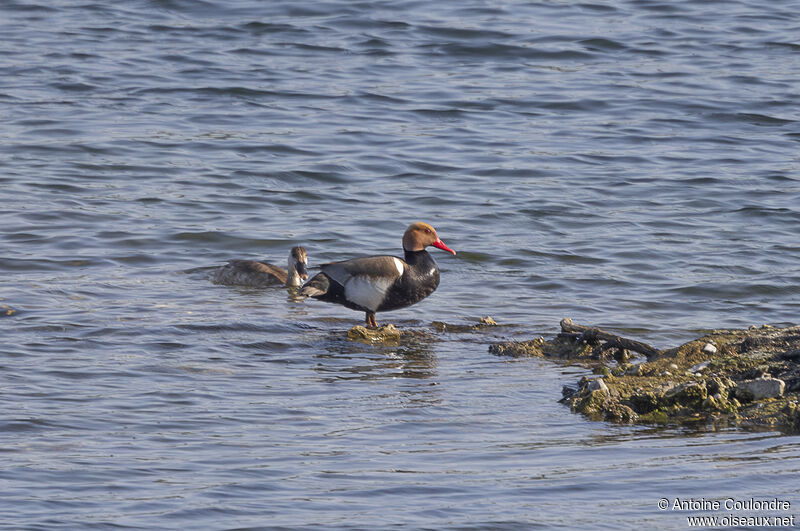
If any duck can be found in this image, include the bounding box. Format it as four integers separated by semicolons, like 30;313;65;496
300;222;455;328
212;246;309;288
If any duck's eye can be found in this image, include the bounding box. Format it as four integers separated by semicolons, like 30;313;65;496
424;228;431;234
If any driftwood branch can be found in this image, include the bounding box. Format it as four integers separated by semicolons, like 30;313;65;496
560;318;661;360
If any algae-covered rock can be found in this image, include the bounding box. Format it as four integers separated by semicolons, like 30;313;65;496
347;324;402;342
501;319;800;434
664;381;708;408
432;316;500;333
489;333;596;360
489;337;546;357
568;377;637;423
604;402;638;423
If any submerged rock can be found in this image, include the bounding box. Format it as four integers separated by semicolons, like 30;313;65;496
345;317;497;345
432;316;500;333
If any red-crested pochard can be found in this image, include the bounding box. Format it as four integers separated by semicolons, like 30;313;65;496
213;246;308;288
300;222;456;327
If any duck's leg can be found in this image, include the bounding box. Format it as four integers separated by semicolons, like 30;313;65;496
365;311;377;329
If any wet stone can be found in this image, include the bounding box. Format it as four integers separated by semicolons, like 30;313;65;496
433;316;500;333
493;319;800;433
665;381;708;407
488;337;546;357
347;324;402;342
689;361;710;374
586;378;610;396
735;377;785;402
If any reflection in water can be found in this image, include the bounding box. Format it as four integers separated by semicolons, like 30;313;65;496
313;325;439;383
304;325;444;409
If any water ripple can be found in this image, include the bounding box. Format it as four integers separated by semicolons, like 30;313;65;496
2;0;800;528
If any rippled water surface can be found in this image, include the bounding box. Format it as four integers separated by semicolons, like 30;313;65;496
2;0;800;528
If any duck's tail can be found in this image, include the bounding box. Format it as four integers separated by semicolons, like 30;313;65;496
300;272;329;298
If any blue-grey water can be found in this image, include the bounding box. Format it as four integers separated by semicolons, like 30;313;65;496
2;0;800;529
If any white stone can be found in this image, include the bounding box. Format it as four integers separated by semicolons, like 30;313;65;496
689;361;710;374
736;377;785;401
586;378;609;396
703;343;717;354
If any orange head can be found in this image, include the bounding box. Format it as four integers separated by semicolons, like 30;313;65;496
402;222;456;255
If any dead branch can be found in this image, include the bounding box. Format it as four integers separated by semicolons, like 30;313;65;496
560;317;661;360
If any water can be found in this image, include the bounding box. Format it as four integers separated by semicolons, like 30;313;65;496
2;0;799;528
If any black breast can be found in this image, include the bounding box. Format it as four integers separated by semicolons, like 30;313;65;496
377;250;440;312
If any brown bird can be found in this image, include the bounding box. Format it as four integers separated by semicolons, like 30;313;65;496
301;222;455;328
213;246;308;288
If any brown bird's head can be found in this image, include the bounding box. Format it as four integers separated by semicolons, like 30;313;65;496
402;222;456;255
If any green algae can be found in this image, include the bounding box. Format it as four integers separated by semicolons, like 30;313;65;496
347;324;403;343
431;316;501;334
489;334;594;360
346;316;501;344
494;321;800;434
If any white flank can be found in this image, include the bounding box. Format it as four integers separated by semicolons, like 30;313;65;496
393;257;405;276
344;275;394;311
